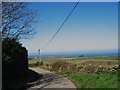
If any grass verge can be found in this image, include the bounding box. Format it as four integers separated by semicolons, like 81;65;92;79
62;70;119;88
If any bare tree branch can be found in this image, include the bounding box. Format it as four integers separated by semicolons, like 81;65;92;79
1;2;37;40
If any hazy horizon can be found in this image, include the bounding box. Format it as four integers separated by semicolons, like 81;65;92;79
29;49;118;57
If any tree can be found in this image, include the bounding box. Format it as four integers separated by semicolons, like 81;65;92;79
1;2;37;40
1;3;38;88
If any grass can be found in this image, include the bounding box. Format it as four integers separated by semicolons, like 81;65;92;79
63;70;119;88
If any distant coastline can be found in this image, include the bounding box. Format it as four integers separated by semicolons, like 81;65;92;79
29;49;118;57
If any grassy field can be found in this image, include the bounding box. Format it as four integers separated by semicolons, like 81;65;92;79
29;56;118;67
28;56;119;88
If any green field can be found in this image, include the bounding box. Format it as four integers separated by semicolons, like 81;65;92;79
29;56;119;88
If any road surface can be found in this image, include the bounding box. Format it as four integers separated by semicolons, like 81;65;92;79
27;67;76;90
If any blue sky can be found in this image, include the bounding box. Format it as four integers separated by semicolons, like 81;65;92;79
21;2;118;55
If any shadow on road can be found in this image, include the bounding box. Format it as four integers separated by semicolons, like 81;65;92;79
3;68;75;89
24;70;64;89
21;69;43;89
3;69;42;89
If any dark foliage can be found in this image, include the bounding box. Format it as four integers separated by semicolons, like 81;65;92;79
2;38;28;88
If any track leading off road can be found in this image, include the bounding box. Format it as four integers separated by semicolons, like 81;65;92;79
27;67;76;90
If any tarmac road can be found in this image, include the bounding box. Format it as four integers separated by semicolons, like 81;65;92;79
27;67;76;90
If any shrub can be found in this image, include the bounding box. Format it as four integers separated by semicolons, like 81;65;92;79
52;60;69;71
35;61;43;66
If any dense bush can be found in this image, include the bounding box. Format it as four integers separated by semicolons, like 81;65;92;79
2;38;28;88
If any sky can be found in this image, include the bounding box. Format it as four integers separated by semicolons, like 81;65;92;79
21;2;118;55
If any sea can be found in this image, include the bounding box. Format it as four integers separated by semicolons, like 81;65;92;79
29;49;118;58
